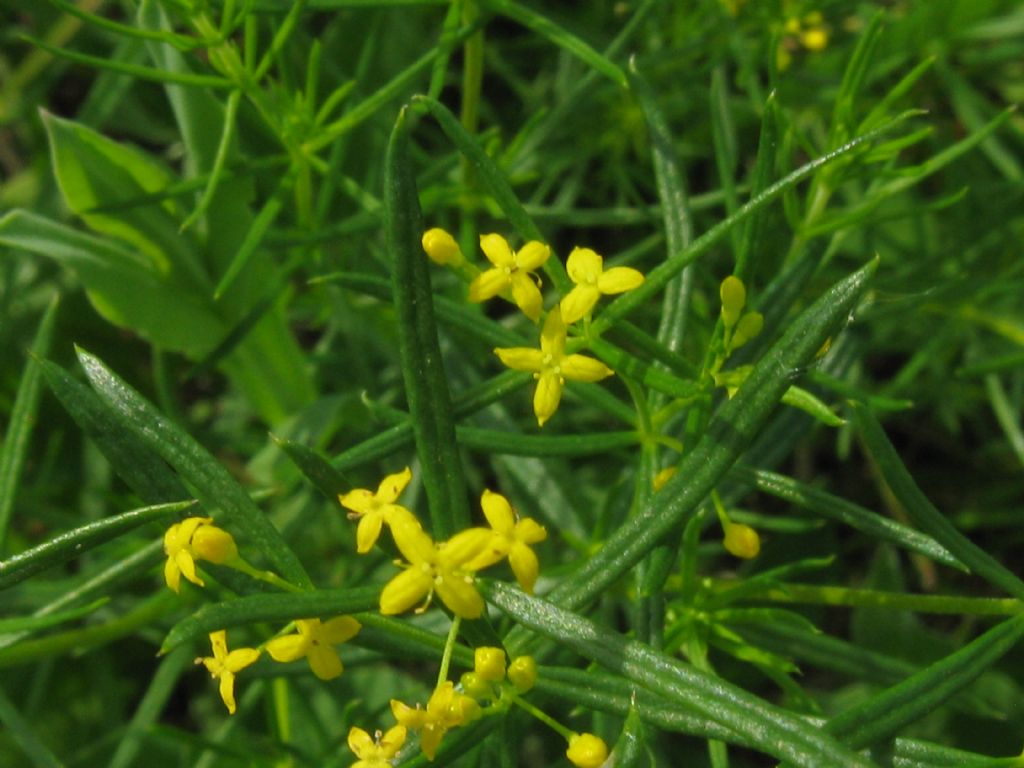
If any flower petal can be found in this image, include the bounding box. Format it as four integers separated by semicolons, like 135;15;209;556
338;488;375;515
509;543;541;594
440;527;494;567
419;724;446;761
225;647;260;672
164;556;181;593
380;568;433;615
479;233;514;266
559;284;600;325
539;308;567;358
468;268;510;302
435;575;484;619
493;347;545;373
515;241;550;271
465;532;510;572
348;726;375;758
319;615;362;644
191;525;238;564
379;724;407;756
560;354;613;383
265;633;308;663
307;644;343;680
391;517;436;565
209;630;228;660
355;511;384;554
509;271;543;322
218;672;238;714
391;699;427;730
175;549;203;587
533;371;563;427
514;517;547;544
377;466;412;503
597;266;644;294
480;490;515;534
566;247;602;284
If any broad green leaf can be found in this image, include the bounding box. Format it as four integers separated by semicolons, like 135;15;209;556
75;348;312;589
485;582;877;768
385;107;470;537
0;500;193;590
0;297;58;552
0;211;224;356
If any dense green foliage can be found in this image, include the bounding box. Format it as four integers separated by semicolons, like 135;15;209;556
1;1;1023;766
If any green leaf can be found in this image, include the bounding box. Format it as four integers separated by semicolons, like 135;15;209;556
728;466;962;568
612;703;654;768
0;500;193;590
74;348;312;589
781;385;845;427
0;599;108;634
486;0;627;88
0;211;224;356
38;359;190;503
825;615;1024;749
385;107;470;538
853;404;1024;600
0;297;58;552
485;582;877;768
511;259;876;634
160;587;380;652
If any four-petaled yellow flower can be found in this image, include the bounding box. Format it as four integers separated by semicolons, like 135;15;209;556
468;490;547;593
348;724;407;768
566;732;609;768
494;308;613;427
391;682;479;761
468;233;550;322
339;467;419;554
380;517;492;619
265;616;361;680
559;246;644;325
195;630;260;715
163;516;238;593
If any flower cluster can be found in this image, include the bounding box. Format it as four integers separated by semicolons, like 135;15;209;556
339;468;547;618
423;229;645;427
162;517;361;714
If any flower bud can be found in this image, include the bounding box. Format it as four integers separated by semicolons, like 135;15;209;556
474;646;507;682
723;522;761;559
566;732;608;768
507;655;537;693
719;275;746;328
422;228;464;266
190;524;238;564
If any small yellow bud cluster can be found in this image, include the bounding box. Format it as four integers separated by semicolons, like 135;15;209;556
423;227;645;427
777;11;830;70
459;647;538;705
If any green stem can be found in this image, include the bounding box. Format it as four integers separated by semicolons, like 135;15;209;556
438;616;462;686
509;691;574;741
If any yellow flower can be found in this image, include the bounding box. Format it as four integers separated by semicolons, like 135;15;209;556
467;490;547;593
723;522;761;560
265;616;361;680
391;682;479;761
421;228;464;266
507;655;537;693
473;646;507;682
195;630;260;715
566;732;609;768
559;246;644;325
494;308;613;427
163;517;238;593
379;518;493;619
339;467;419;554
468;233;550;322
348;724;407;768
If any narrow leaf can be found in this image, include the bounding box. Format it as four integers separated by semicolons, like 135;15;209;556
75;348;312;588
